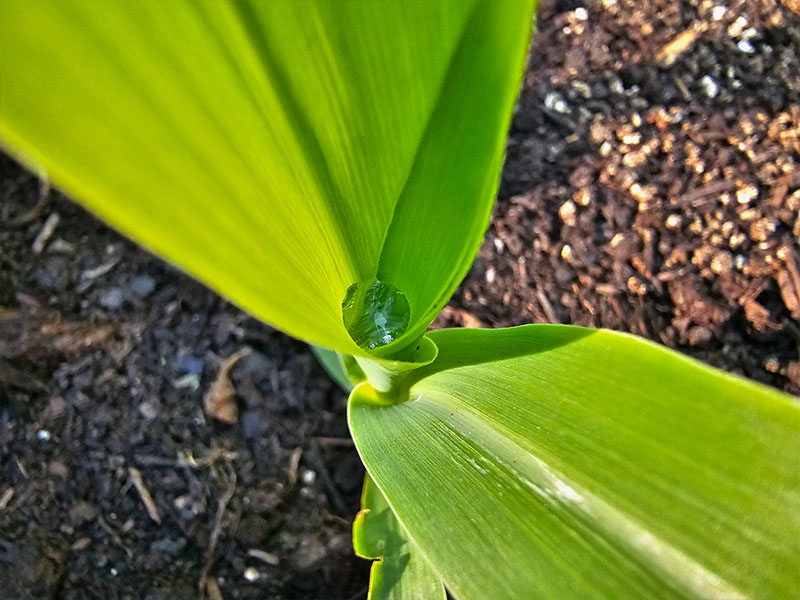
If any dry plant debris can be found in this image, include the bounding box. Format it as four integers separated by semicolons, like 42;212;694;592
204;347;252;424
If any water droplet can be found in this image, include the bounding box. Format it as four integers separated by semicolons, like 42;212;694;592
469;458;490;475
342;279;410;350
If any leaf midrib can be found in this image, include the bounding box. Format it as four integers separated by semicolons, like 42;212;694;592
374;0;482;275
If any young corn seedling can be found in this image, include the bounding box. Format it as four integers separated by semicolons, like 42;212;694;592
2;2;799;598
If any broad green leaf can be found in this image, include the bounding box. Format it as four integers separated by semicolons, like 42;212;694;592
354;473;446;600
0;1;535;357
349;326;800;599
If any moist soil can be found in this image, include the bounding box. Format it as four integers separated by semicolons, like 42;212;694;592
1;1;799;599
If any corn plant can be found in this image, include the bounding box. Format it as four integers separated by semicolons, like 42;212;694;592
1;2;799;598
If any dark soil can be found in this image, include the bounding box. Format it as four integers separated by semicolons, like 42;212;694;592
1;1;799;599
438;0;800;395
1;158;368;599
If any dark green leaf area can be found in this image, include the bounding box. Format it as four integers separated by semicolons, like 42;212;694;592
309;345;357;393
354;476;404;560
353;475;445;600
350;325;800;600
343;279;410;350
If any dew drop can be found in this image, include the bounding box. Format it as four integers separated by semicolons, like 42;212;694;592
342;279;410;350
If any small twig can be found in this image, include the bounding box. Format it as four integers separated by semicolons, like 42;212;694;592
97;514;133;558
199;463;237;598
134;449;237;470
31;212;60;254
673;76;692;102
325;512;351;528
79;259;120;281
286;447;303;489
677;180;737;207
535;288;558;324
247;548;280;566
193;448;239;469
312;436;354;447
128;467;161;524
204;577;224;600
307;439;347;515
0;488;14;510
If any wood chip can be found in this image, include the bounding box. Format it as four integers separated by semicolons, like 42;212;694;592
688;325;712;345
627;276;647;296
656;29;699;66
677;179;737;207
595;283;618;296
204;347;252;424
559;200;577;226
287;447;303;488
777;244;800;318
247;548;280;566
775;270;800;318
743;299;781;332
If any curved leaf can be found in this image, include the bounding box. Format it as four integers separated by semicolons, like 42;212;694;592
349;326;800;599
0;0;535;356
354;474;446;600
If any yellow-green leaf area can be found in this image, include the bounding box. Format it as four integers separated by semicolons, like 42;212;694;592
0;0;536;357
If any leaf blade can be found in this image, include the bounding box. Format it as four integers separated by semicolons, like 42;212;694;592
0;0;536;356
354;474;446;600
349;325;800;599
1;0;360;351
377;1;537;351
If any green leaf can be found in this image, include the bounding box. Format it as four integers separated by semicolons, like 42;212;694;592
349;325;800;599
310;344;365;393
310;345;356;393
354;473;446;600
0;0;535;357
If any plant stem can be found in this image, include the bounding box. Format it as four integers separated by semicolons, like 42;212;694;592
353;335;438;403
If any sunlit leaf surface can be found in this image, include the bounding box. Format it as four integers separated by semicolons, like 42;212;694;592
350;326;800;599
0;0;535;356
